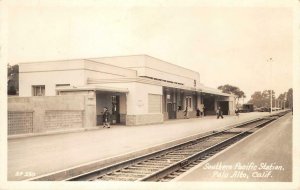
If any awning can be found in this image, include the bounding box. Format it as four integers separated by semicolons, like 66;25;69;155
56;85;129;93
87;77;233;97
198;85;233;97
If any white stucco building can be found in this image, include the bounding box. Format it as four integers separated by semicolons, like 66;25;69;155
18;55;236;126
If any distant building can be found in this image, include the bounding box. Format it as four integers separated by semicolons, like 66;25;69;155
18;55;235;126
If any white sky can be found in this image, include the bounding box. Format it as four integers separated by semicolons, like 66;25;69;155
6;1;295;101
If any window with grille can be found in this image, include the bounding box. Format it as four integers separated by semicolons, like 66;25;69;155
32;85;45;96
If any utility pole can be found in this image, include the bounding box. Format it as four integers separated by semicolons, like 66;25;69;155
267;58;273;113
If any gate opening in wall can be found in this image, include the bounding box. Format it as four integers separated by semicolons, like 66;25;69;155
96;91;126;126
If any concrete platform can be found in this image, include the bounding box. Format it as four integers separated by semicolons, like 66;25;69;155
8;111;276;180
176;112;292;182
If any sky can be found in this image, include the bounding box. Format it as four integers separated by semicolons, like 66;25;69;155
6;0;295;102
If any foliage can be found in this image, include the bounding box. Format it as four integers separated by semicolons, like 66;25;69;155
7;64;19;95
217;84;246;104
248;88;292;109
248;90;275;108
286;88;293;108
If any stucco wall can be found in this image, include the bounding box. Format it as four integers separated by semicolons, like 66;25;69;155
19;59;85;72
143;67;196;87
97;82;163;125
8;94;96;135
145;56;200;87
18;59;137;97
131;82;162;114
97;82;163;115
84;60;137;78
19;70;86;97
89;55;200;88
89;55;146;68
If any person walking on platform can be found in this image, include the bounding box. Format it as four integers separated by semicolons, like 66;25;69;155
216;106;223;119
184;106;189;119
196;108;200;117
102;107;111;128
235;108;240;118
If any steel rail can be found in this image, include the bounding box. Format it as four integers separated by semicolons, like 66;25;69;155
137;118;275;181
67;117;277;181
34;110;289;181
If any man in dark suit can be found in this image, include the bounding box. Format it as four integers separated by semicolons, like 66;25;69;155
217;106;223;119
103;107;111;128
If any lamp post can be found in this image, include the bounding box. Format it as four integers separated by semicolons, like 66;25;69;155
267;57;273;113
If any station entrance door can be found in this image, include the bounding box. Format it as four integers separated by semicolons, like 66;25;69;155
167;103;176;119
111;95;120;124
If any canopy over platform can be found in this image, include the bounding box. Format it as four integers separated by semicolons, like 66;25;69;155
56;85;129;93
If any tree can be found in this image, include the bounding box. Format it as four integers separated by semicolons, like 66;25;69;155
286;88;293;109
248;91;263;107
7;63;19;95
248;90;275;108
276;92;286;109
249;89;292;109
277;92;286;101
218;84;246;105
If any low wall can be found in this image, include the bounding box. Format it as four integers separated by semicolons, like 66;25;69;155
176;110;197;119
45;110;84;129
8;95;96;135
126;114;163;126
163;112;168;121
8;111;34;135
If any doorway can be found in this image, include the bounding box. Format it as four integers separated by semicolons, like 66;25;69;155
167;103;176;119
203;96;215;115
111;95;120;124
218;101;229;115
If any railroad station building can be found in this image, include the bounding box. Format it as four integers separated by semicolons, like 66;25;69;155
8;55;235;134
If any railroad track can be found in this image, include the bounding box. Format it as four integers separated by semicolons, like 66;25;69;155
65;111;289;182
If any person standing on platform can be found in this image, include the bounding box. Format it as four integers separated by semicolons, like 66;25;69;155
196;108;200;117
216;106;223;119
199;104;204;118
102;107;111;128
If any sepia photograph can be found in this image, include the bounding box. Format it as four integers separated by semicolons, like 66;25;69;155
1;0;300;190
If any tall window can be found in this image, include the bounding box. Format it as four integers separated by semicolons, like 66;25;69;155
32;85;45;96
185;96;192;109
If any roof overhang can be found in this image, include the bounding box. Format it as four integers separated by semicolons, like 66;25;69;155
87;77;233;97
199;88;233;97
56;85;129;93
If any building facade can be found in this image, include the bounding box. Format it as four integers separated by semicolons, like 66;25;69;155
16;55;235;127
